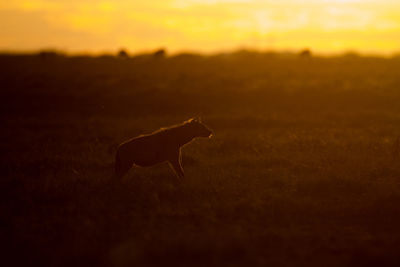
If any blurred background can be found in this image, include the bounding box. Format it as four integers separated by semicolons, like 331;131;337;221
1;0;400;55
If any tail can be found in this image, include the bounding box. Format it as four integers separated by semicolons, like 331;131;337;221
108;143;118;155
114;150;131;179
115;151;122;178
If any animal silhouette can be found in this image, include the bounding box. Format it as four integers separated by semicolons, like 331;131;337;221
115;118;213;178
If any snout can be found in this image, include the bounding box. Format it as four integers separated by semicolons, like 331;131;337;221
208;130;214;138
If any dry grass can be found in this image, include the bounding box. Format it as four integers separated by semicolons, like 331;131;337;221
1;52;400;266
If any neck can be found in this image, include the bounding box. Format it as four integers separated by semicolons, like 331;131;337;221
169;124;196;147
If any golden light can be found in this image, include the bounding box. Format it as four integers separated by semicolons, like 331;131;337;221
0;0;399;54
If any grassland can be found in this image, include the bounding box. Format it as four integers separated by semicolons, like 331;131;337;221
1;51;400;266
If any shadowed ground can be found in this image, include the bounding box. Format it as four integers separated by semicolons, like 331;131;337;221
1;52;400;266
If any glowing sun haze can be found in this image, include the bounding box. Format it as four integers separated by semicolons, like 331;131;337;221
1;0;399;54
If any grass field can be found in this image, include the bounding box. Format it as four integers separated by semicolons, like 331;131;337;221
2;51;400;266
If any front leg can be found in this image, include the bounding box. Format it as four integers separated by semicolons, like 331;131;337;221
168;149;184;178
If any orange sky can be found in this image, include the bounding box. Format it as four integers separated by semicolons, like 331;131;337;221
1;0;400;54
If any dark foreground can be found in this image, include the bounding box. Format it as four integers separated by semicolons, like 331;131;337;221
1;52;400;266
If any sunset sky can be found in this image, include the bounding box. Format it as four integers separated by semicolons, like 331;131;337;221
1;0;400;55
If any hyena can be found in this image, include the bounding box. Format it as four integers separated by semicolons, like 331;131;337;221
115;118;213;178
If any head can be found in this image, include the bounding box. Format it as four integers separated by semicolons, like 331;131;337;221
186;118;213;138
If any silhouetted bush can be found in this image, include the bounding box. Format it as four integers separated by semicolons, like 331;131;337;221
299;48;312;58
153;48;166;58
37;50;65;60
118;49;129;58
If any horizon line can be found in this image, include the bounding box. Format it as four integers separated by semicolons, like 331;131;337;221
1;47;400;58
